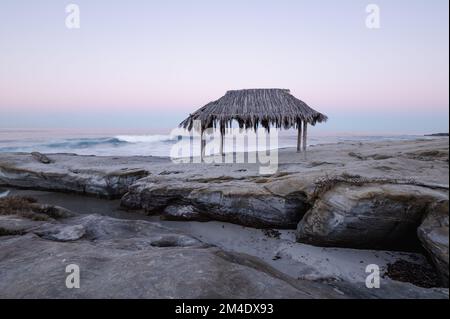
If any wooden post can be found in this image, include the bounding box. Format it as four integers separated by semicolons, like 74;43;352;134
200;128;205;161
219;124;225;156
297;120;302;153
302;121;308;152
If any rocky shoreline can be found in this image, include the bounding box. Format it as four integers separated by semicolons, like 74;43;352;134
0;138;448;298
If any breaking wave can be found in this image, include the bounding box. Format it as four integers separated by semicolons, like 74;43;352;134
45;137;126;149
114;135;177;144
41;135;177;149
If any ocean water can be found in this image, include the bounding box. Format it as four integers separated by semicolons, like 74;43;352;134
0;129;434;158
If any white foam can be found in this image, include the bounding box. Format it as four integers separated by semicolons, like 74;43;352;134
115;135;175;143
0;190;10;198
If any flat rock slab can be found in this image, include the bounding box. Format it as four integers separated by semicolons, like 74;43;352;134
0;153;154;198
0;214;351;299
35;224;86;242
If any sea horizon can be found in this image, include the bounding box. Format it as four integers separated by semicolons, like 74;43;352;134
0;127;445;157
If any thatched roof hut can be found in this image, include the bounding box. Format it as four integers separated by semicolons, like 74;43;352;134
180;88;328;156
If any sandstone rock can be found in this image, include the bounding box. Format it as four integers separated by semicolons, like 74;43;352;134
36;224;86;242
0;214;353;299
77;214;207;249
1;139;449;229
0;212;84;241
0;234;339;299
0;162;148;198
30;204;75;219
162;205;207;221
296;184;448;250
122;179;309;228
418;201;449;287
0;196;75;221
0;215;46;236
31;152;52;164
0;138;449;298
0;211;447;298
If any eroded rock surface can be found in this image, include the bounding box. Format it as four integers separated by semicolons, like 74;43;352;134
418;201;449;287
296;184;448;250
122;178;309;228
1;139;448;229
1;212;447;299
0;153;151;198
0;213;356;299
162;205;207;221
0;139;449;256
35;224;86;242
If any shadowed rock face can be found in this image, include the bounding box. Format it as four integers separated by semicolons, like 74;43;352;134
418;201;449;287
296;184;448;250
121;180;310;229
0;154;149;198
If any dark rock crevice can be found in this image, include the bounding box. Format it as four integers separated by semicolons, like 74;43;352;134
121;183;311;229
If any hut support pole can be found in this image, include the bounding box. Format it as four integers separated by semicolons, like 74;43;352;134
297;120;302;153
200;128;205;161
302;121;308;153
219;124;225;156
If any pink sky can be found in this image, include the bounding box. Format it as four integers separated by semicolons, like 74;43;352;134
0;0;448;132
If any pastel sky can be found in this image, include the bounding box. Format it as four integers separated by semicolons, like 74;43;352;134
0;0;448;133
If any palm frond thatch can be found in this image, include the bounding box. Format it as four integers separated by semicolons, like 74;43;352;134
179;89;328;131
